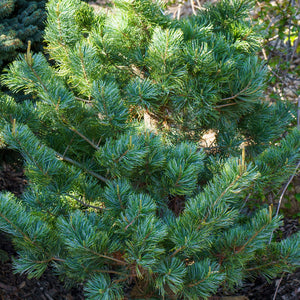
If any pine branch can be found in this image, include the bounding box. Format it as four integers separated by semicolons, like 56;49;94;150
66;194;103;210
56;152;107;183
0;0;298;297
75;96;92;103
68;125;100;150
84;247;127;266
220;81;252;101
24;42;49;94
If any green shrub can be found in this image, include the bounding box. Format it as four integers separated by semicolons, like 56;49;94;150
0;0;299;299
0;0;47;69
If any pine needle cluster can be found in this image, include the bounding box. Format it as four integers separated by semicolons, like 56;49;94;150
0;0;299;299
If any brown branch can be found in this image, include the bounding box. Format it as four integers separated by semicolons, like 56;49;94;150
62;134;75;158
33;256;65;264
124;203;141;231
235;223;269;255
124;214;139;231
215;174;242;204
198;173;242;229
113;275;131;284
188;277;207;288
170;245;185;258
220;82;251;101
215;102;237;108
114;149;129;164
245;261;279;272
68;126;100;150
95;269;128;276
66;194;104;210
246;252;291;273
191;0;196;15
56;152;108;183
75;96;92;103
216;82;262;109
187;268;214;288
52;257;65;262
85;247;128;266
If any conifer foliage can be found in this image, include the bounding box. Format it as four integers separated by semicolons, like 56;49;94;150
0;0;299;299
0;0;47;69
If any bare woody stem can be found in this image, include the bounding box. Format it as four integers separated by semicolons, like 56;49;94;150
66;194;104;210
68;126;100;151
170;246;185;258
56;152;108;183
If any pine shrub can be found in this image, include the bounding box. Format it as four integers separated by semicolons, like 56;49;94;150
0;0;47;69
0;0;299;299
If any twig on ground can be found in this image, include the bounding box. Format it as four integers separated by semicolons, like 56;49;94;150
272;272;285;300
291;32;300;61
177;3;183;20
269;160;300;244
276;161;300;218
0;281;17;292
190;0;196;15
262;48;298;98
297;96;300;130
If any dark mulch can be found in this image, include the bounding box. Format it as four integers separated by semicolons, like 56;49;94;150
236;268;300;300
220;218;300;300
0;149;85;299
0;150;299;299
0;232;85;300
0;149;26;196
